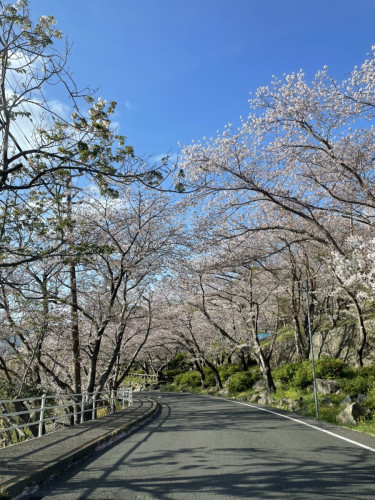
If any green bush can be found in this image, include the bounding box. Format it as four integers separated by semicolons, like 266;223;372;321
274;358;347;389
341;366;357;379
164;369;183;380
227;371;259;395
273;363;300;384
122;375;147;386
173;371;201;388
291;361;313;389
365;385;375;410
358;365;375;378
168;352;189;370
202;367;216;387
340;376;370;396
315;358;346;379
218;364;242;382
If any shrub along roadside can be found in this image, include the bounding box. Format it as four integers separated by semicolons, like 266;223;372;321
272;357;347;389
227;370;261;395
163;357;375;436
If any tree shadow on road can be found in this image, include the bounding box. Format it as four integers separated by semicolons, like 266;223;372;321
30;393;375;499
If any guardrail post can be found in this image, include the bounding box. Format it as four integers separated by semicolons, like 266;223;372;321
92;391;97;420
121;388;125;409
38;394;46;437
110;389;114;413
74;396;78;425
80;392;86;424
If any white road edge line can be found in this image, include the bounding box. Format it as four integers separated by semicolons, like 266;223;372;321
209;396;375;453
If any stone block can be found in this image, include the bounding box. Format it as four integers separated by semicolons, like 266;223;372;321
336;402;366;425
258;395;274;406
248;394;259;403
321;397;334;407
253;380;267;392
356;393;367;405
341;394;352;406
316;378;340;394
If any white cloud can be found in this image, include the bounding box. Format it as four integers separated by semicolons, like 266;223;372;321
48;99;71;119
151;152;178;165
124;100;136;110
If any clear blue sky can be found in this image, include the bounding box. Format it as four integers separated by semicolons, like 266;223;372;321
29;0;375;160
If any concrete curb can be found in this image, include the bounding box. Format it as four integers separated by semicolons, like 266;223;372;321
1;399;159;499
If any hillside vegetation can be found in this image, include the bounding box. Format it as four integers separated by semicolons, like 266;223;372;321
124;354;375;436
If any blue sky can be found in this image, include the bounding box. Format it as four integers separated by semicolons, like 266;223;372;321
29;0;375;160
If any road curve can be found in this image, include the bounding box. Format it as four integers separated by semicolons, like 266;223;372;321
30;392;375;499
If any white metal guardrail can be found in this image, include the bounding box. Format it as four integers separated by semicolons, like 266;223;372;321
0;387;132;448
127;373;158;381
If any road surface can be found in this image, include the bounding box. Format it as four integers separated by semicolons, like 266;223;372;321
28;392;375;499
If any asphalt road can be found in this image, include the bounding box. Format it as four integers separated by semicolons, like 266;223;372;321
27;392;375;499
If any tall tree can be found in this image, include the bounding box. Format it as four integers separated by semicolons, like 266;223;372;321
180;48;375;365
0;0;166;272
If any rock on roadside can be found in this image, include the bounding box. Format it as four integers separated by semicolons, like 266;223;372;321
336;402;366;425
316;379;340;395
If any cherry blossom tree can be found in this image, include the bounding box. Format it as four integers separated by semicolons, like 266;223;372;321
0;0;169;274
0;183;179;404
180;47;375;366
0;1;178;405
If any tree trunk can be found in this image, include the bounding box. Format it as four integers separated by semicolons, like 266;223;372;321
194;360;206;387
293;316;307;360
67;176;82;396
204;359;223;390
70;263;82;395
253;337;276;393
238;348;249;371
338;279;368;368
352;297;367;367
